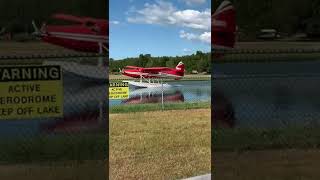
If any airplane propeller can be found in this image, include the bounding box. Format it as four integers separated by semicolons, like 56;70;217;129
0;27;5;35
31;20;41;36
31;20;48;37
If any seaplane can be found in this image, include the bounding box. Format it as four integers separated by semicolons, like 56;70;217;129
120;61;185;88
32;13;108;80
212;0;236;55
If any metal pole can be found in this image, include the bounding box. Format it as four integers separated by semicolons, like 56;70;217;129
98;100;103;123
161;78;164;110
98;42;104;67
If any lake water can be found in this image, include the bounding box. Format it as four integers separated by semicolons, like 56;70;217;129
3;60;320;134
0;74;211;138
213;61;320;129
109;80;211;107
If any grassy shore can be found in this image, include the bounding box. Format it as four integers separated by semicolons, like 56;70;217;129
0;133;107;179
0;160;106;180
0;41;76;56
110;109;211;179
235;41;320;50
219;52;320;63
110;101;210;114
214;149;320;180
109;74;211;81
0;134;107;164
213;127;320;152
213;127;320;179
214;42;320;63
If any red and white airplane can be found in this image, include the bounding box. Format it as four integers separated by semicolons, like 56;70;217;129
212;0;236;53
32;13;108;54
32;13;108;80
121;62;185;88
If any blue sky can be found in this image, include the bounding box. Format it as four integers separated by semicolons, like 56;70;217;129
110;0;211;60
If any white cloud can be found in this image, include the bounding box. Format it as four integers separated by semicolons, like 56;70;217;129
183;48;192;53
181;0;206;6
173;9;210;30
180;30;210;44
199;31;211;43
180;30;197;40
111;21;120;25
127;1;210;30
127;1;210;44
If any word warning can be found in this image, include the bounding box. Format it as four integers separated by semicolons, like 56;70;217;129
109;82;129;99
0;65;63;119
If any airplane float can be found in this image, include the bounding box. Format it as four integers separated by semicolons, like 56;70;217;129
120;61;185;88
212;0;236;55
122;89;184;104
32;13;108;80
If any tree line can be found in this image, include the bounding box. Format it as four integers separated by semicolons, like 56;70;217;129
213;0;320;40
0;0;107;34
109;51;211;74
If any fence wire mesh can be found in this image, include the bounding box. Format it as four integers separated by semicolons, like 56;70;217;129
212;52;320;152
108;61;212;179
109;75;211;113
0;55;108;164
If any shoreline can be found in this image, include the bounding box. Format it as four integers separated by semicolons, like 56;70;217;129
110;101;211;114
109;74;211;81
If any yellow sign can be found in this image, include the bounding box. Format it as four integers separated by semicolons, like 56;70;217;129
109;82;129;99
0;65;63;119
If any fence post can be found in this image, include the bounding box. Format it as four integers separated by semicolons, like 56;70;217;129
161;78;164;110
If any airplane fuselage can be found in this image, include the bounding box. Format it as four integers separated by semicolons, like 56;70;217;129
122;68;184;80
41;25;108;53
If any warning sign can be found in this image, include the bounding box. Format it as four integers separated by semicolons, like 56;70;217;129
0;65;63;119
109;82;129;99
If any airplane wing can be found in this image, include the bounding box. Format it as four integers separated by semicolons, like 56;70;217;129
141;67;170;72
125;66;142;69
52;13;85;23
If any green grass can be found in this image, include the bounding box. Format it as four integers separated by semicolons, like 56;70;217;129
110;101;211;114
213;126;320;152
0;41;75;56
217;53;320;63
214;149;320;180
110;109;211;179
213;124;320;179
0;134;107;164
0;160;107;180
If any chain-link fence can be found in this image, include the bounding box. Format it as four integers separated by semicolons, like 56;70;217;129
109;63;212;179
109;75;211;112
0;55;108;168
212;52;320;151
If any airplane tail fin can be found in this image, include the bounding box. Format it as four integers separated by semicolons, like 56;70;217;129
176;61;184;71
212;0;236;50
176;61;185;78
